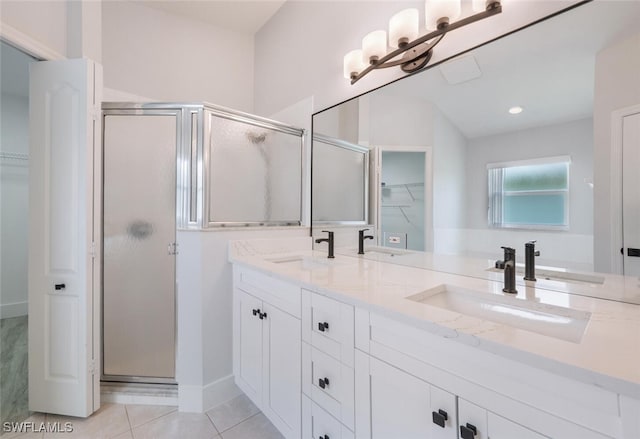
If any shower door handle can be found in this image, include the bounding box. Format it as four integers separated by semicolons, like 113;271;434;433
167;242;179;255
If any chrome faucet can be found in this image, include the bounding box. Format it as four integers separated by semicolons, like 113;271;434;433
358;228;374;254
315;230;335;259
524;240;540;281
497;246;517;294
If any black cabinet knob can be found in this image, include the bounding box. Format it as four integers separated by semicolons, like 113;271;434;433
432;409;448;428
54;283;66;290
319;435;329;439
259;311;267;320
460;423;477;439
318;377;330;389
252;308;260;317
318;321;329;332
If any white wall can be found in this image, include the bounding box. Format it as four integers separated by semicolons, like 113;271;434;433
176;227;309;412
593;32;640;272
254;1;583;118
432;109;468;254
101;1;254;111
464;118;594;269
0;94;29;318
0;1;67;58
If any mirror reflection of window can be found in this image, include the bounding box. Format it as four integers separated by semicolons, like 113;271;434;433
488;157;570;229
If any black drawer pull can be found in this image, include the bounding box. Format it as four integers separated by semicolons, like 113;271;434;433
318;377;330;389
318;321;329;332
252;308;260;317
460;423;477;439
54;283;66;291
259;311;267;320
628;248;640;257
432;409;448;428
319;435;329;439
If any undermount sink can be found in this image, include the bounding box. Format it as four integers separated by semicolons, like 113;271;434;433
364;247;411;257
487;265;605;285
267;255;355;271
406;284;591;343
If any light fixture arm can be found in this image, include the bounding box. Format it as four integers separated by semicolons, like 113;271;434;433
350;2;502;85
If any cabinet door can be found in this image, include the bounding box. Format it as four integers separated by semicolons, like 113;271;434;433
234;289;264;404
369;357;431;439
487;412;547;439
430;386;457;439
263;303;301;439
458;399;488;439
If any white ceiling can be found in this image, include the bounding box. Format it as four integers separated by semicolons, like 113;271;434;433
383;1;640;139
137;0;287;34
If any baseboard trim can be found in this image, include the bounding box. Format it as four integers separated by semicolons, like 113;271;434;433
0;301;28;319
178;375;241;413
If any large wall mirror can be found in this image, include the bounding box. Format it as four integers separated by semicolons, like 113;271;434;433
311;1;640;303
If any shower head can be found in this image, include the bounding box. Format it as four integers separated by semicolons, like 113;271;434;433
246;131;267;144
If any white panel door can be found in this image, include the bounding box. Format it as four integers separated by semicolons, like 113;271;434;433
234;289;264;404
28;59;102;417
262;303;301;439
623;112;640;276
369;357;431;439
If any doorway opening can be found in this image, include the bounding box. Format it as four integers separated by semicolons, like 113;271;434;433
375;146;433;252
0;40;39;425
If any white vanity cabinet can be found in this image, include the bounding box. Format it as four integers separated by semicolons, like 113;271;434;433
354;352;457;439
232;266;302;439
457;399;549;439
231;258;635;439
301;290;356;439
356;312;615;439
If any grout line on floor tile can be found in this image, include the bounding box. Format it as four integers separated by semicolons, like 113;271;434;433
128;407;178;431
204;411;221;436
217;411;263;435
123;405;134;436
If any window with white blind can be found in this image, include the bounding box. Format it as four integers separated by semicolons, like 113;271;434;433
488;156;570;229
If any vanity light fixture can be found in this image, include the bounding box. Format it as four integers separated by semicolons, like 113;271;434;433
508;106;524;114
344;0;502;84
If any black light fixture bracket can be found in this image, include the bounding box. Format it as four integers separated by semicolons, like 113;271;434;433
350;1;502;85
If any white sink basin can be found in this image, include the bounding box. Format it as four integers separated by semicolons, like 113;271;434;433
364;247;411;257
267;255;355;271
487;265;605;285
406;284;591;343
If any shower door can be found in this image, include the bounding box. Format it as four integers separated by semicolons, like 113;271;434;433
102;111;178;382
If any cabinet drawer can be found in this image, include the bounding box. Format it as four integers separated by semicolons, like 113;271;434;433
302;342;355;430
302;290;354;367
234;266;301;318
302;396;354;439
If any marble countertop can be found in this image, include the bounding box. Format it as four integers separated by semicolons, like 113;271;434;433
228;238;640;399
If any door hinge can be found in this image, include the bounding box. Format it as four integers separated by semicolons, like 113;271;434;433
89;360;96;375
90;242;96;259
90;107;100;121
168;242;179;255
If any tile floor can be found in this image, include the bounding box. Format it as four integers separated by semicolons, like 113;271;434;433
0;316;29;426
1;394;284;439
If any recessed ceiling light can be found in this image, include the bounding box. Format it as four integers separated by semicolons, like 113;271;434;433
509;106;523;115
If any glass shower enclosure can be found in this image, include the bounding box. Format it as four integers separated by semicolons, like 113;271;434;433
101;103;304;383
